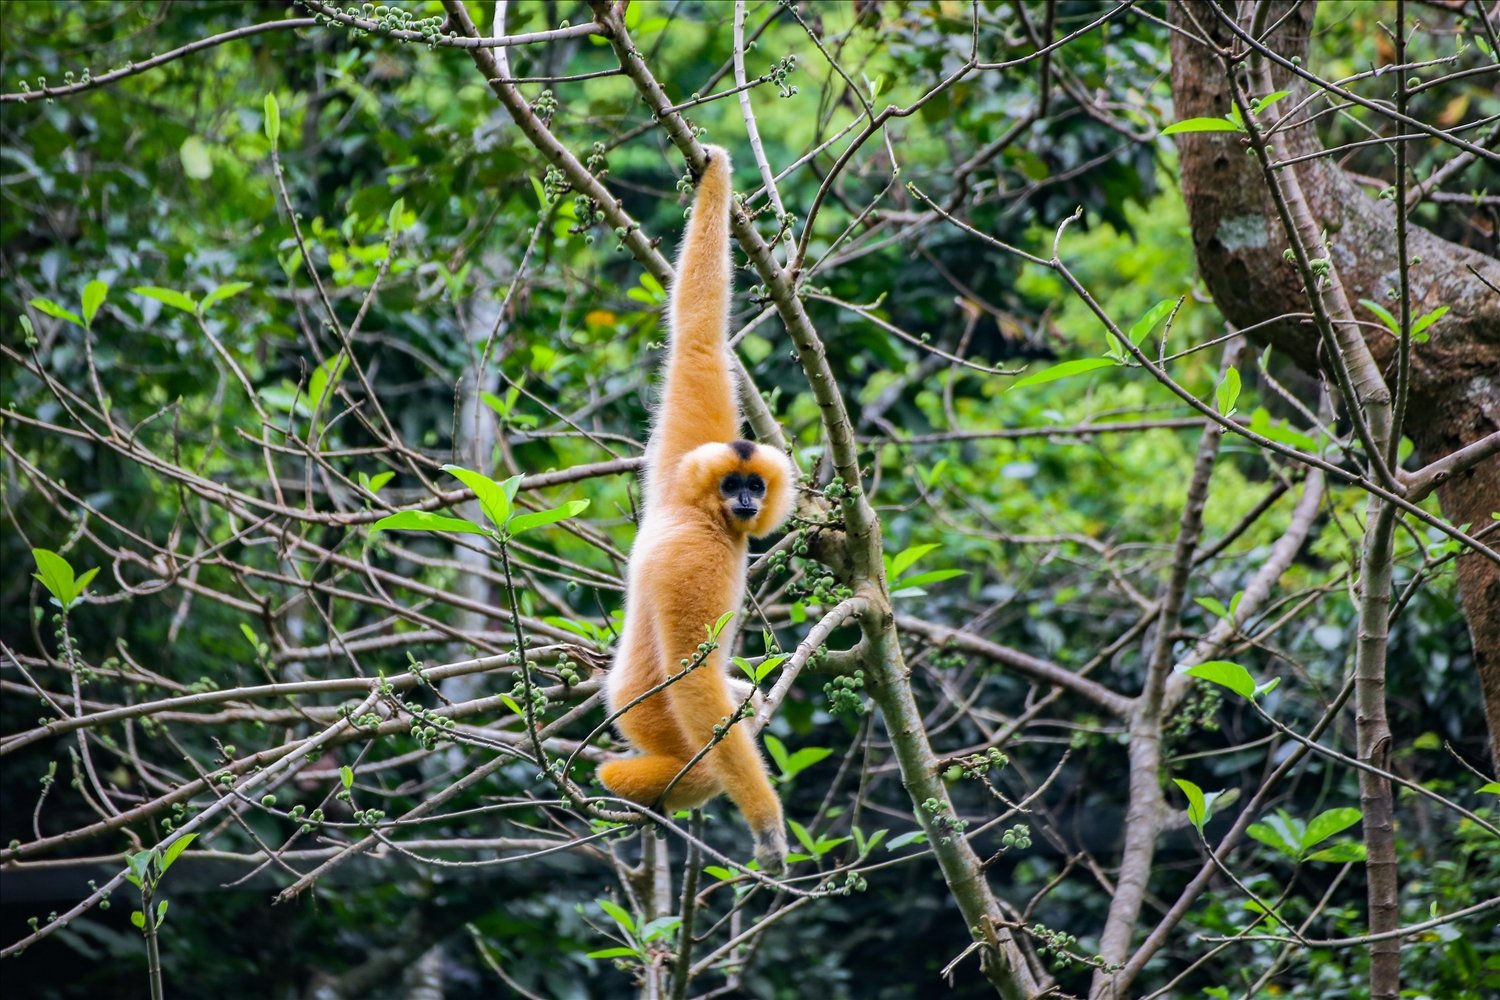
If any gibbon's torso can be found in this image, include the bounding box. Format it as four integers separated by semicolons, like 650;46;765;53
612;506;749;688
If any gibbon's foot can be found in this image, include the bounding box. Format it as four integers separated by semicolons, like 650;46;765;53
599;755;721;812
753;824;788;876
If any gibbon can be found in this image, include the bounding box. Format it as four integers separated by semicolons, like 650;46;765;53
599;146;794;874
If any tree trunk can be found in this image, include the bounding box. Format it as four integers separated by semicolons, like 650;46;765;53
1168;0;1500;760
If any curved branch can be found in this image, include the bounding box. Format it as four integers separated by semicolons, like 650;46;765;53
1;18;316;103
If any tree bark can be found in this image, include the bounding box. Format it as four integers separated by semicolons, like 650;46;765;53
1168;0;1500;760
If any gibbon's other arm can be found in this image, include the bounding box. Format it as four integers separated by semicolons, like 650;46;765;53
648;146;739;498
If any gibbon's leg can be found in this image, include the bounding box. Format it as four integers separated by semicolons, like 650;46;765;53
601;621;725;808
650;567;787;872
649;147;740;491
608;624;683;757
597;755;721;812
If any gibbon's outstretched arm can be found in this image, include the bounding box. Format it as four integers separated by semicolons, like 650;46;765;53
647;146;739;506
600;147;794;873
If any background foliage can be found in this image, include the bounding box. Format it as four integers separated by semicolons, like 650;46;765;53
2;2;1496;998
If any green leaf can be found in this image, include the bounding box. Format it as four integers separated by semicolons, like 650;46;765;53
762;734;790;776
200;282;252;313
1215;367;1241;416
76;569;101;600
31;548;79;607
1008;357;1117;392
387;197;408;234
131;910;146;930
1478;782;1500;795
264;93;280;145
1172;778;1220;834
888;543;939;579
29;296;83;327
529;175;551;210
702;865;736;881
709;611;735;639
132;286;198;314
813;835;850;855
782;747;833;779
340;766;354;790
1359;298;1399;334
1247;822;1299;858
1176;660;1257;699
443;464;512;530
543;616;607;645
480;390;511;417
894;568;967;590
156;899;169;924
508;499;590;536
919;459;948;488
1195;597;1230;620
638;916;681;943
754;653;787;683
1301;808;1361;851
595;899;636;936
1306;842;1366;864
788;819;817;855
1254;676;1282;698
1162;116;1244;135
180;136;213;180
885;830;928;850
126;848;155;885
369;511;489;535
361;471;395;494
1410;305;1448;342
307;352;348;413
1248;407;1320;452
81;280;108;328
499;694;523;715
1128;298;1177;349
1252;89;1292;113
158;832;197;873
586;947;640;960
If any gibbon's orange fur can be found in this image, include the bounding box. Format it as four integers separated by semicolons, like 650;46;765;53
599;147;794;873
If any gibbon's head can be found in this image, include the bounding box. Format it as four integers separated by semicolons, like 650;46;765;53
679;439;794;539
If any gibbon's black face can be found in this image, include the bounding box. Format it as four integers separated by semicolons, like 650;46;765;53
719;470;767;522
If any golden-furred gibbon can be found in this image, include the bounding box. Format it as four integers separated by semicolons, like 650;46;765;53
599;146;794;874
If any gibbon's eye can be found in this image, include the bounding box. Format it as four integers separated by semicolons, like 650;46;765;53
721;474;744;495
745;475;765;495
